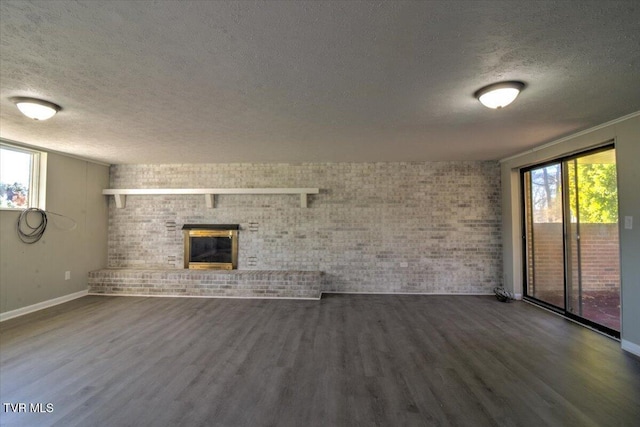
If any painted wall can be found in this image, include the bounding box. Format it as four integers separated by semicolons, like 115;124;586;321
107;161;502;294
0;151;109;314
500;113;640;354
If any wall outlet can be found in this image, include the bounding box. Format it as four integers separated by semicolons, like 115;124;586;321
624;216;633;230
65;271;71;280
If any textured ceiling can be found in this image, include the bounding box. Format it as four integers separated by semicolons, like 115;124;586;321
1;0;639;165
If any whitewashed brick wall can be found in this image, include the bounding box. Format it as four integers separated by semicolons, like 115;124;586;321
107;162;502;293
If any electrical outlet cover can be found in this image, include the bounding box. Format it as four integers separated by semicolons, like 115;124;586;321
625;216;633;230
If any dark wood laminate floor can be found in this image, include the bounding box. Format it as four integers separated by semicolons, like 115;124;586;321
1;294;639;427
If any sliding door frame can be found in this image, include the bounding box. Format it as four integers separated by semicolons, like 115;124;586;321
520;143;620;338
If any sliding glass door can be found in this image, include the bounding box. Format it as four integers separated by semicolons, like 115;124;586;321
523;162;565;309
522;146;620;335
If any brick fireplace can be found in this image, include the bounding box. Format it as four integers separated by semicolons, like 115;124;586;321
105;162;502;294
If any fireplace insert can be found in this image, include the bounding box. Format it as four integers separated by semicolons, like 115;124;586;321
182;224;239;270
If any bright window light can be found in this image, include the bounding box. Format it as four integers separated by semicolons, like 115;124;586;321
0;143;45;209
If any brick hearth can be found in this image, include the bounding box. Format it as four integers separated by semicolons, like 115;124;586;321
88;269;324;299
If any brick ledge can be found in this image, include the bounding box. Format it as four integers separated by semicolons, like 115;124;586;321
88;268;324;299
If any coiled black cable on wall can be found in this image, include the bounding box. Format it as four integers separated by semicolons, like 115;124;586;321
17;208;48;243
16;208;76;244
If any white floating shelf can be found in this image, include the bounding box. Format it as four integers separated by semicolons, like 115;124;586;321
102;188;320;209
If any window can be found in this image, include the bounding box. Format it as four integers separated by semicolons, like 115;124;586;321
0;142;46;209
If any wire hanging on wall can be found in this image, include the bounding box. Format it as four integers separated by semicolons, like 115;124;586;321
16;208;77;244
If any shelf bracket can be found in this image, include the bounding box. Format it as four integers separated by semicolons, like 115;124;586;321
114;194;126;209
205;194;215;209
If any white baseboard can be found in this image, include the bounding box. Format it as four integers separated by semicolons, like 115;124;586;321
87;291;494;301
87;292;320;301
0;290;88;322
621;339;640;357
322;291;494;296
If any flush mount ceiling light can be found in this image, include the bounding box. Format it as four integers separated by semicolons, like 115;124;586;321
9;96;62;120
474;81;525;109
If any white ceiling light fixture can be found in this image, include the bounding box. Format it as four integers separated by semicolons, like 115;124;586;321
9;96;62;120
474;81;525;109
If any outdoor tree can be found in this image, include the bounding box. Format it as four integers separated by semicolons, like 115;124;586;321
0;181;28;208
571;163;618;223
529;162;618;224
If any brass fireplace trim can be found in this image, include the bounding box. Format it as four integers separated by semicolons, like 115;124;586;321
183;229;238;270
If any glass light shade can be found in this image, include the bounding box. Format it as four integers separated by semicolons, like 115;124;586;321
475;81;525;109
478;87;520;109
10;97;61;120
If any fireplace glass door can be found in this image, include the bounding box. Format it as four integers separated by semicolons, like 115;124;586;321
184;229;238;270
